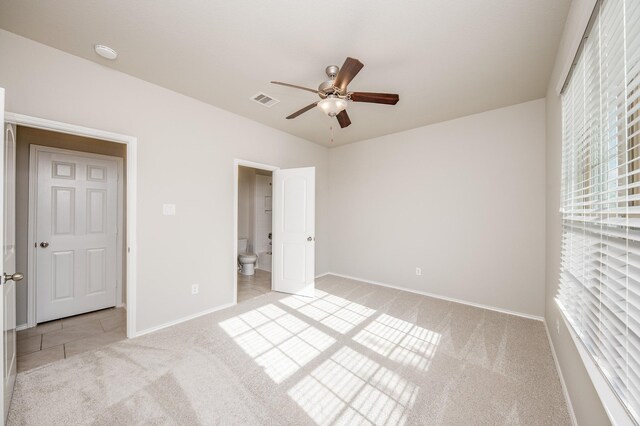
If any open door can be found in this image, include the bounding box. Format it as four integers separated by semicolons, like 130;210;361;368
1;88;20;423
272;167;315;297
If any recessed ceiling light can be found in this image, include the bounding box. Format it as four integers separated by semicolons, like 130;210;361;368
94;44;118;60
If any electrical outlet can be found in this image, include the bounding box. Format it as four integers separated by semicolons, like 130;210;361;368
556;319;560;334
416;267;422;276
191;284;199;295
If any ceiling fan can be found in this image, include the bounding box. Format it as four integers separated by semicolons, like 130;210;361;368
271;57;399;128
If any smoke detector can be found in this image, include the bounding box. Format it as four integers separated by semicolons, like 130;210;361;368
94;44;118;60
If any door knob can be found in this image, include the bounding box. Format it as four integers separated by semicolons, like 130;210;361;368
3;272;23;282
307;236;314;241
40;242;49;248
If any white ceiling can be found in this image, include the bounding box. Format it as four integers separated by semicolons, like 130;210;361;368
0;0;570;146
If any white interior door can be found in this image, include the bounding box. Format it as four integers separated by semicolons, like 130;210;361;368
35;148;118;323
1;89;19;424
272;167;315;297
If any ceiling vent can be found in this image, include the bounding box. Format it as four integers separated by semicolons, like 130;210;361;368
251;92;280;108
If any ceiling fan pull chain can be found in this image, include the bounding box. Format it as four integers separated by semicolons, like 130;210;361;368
330;124;334;144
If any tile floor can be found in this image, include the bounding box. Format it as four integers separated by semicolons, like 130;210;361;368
237;269;271;302
16;307;126;372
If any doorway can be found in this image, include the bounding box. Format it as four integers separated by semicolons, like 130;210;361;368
234;159;317;304
15;126;127;372
236;163;275;303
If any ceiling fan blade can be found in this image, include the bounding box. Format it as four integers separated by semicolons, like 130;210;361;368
286;102;319;119
350;92;399;105
334;57;364;93
336;110;351;128
271;81;321;95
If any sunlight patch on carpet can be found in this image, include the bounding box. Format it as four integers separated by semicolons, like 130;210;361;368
288;346;419;425
279;290;376;334
219;304;335;383
352;313;441;371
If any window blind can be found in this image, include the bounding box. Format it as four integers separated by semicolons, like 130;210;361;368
558;0;640;422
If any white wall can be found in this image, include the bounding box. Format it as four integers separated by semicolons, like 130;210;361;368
0;29;330;333
329;99;546;318
544;0;610;424
254;174;272;254
237;166;255;247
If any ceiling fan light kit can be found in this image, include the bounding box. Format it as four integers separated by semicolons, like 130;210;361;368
271;57;399;128
317;95;347;117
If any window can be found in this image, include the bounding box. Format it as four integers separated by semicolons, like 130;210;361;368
558;0;640;421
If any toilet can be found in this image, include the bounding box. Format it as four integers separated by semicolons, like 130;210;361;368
237;238;258;275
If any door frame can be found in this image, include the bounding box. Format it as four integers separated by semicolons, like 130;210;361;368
4;113;137;338
28;145;124;323
233;159;278;305
1;102;18;425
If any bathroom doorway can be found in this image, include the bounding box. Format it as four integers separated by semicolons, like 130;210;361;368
234;159;316;303
235;161;276;303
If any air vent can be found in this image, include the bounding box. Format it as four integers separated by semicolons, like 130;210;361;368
251;92;280;108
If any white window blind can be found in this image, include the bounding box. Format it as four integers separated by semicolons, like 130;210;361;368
558;0;640;422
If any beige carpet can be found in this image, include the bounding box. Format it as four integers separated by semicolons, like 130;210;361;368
8;275;570;425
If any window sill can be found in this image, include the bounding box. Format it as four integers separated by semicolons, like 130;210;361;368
555;299;636;426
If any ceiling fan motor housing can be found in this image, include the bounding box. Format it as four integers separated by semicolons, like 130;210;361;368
319;65;341;95
318;79;336;95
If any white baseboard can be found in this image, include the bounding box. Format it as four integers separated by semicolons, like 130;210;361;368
544;320;578;426
315;272;330;279
325;272;544;322
134;302;235;338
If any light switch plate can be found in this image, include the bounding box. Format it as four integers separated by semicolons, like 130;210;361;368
162;204;176;216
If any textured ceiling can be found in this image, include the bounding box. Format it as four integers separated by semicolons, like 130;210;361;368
0;0;570;146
